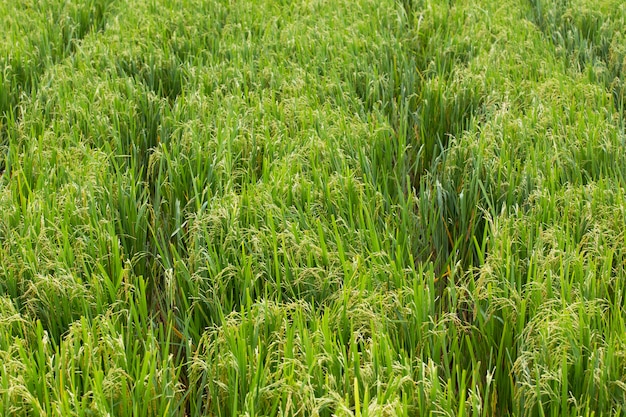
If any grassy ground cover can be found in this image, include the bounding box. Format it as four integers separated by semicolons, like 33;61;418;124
1;0;625;415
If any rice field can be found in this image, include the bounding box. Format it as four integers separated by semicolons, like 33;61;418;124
1;0;625;415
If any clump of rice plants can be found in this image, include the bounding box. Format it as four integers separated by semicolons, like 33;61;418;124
1;0;625;416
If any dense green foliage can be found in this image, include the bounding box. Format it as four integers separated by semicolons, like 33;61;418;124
1;0;625;415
